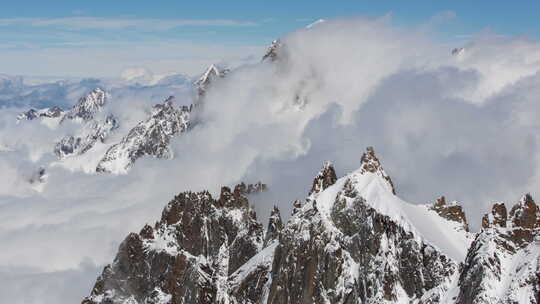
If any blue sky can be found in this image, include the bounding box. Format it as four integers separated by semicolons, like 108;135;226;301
1;1;540;78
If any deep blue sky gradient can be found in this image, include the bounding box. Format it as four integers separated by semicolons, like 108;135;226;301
3;1;540;42
2;1;539;77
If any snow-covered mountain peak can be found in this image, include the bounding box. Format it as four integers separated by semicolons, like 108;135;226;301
82;146;540;304
96;97;191;173
16;106;64;122
62;88;108;122
358;146;396;194
194;64;229;98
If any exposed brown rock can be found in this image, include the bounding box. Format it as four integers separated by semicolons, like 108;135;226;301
360;147;396;194
139;224;154;239
509;193;540;229
309;161;337;196
82;186;264;304
430;196;470;232
481;202;507;229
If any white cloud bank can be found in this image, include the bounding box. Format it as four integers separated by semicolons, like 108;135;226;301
1;16;540;303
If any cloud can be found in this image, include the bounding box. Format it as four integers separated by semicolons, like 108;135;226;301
0;40;264;78
0;17;258;31
2;16;540;303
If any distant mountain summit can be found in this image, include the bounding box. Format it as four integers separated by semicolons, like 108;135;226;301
194;64;229;99
14;63;225;174
96;97;191;174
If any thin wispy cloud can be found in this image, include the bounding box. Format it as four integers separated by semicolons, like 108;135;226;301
0;17;259;30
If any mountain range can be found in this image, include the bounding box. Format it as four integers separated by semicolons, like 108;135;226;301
15;64;229;175
80;147;540;304
6;25;540;304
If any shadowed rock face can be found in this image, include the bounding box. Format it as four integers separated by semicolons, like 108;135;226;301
309;161;337;196
83;148;540;304
82;186;264;304
481;202;507;228
264;206;283;247
509;193;540;229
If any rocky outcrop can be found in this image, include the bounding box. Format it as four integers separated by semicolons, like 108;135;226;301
17;88;120;160
264;206;283;246
431;196;469;232
481;202;508;228
96;97;190;173
509;193;540;229
456;195;540;304
262;40;281;62
17;106;64;122
194;64;229;99
309;161;337;196
82;184;264;304
61;88;108;122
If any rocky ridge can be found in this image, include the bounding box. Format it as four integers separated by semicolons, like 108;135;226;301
194;64;230;99
95;97;191;173
81;147;540;304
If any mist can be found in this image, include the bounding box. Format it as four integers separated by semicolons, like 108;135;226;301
1;16;540;303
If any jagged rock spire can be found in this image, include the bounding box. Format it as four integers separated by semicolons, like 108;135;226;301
217;182;268;209
262;39;281;62
481;202;507;229
194;64;229;98
83;188;264;304
430;196;469;232
360;146;396;194
96;96;190;173
509;193;540;229
481;194;540;247
62;88;107;122
264;206;283;246
309;161;337;196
